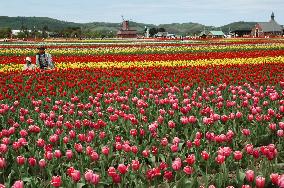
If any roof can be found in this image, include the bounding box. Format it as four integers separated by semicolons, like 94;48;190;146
208;31;225;36
199;31;209;36
155;32;168;37
257;20;283;32
117;30;137;35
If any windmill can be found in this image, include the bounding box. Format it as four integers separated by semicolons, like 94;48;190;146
121;15;125;21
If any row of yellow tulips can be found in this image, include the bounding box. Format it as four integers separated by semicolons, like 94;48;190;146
1;56;284;72
1;44;284;56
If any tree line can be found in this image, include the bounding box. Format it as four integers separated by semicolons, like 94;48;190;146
0;26;168;39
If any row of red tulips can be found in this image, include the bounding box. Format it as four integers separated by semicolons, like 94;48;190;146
1;63;284;101
0;76;284;187
0;50;284;65
1;39;284;49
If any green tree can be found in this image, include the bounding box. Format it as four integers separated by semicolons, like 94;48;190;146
20;25;29;38
42;25;49;38
158;28;166;32
0;27;12;38
149;28;158;37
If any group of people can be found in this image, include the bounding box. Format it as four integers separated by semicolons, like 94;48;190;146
23;46;55;71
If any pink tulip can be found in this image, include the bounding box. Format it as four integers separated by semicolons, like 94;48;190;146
183;166;194;175
234;151;243;161
91;173;100;185
117;164;128;174
278;175;284;188
0;158;6;169
172;158;182;171
185;154;195;165
38;159;46;168
132;160;140;171
71;170;81;182
270;173;279;185
170;144;178;152
66;150;73;159
255;176;265;188
12;180;24;188
215;155;225;164
50;176;61;187
245;170;254;182
84;170;94;182
201;151;210;160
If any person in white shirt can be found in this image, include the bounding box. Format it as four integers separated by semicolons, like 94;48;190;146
36;46;54;70
23;57;36;71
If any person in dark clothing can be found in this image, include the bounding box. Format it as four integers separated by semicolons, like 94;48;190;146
36;46;54;70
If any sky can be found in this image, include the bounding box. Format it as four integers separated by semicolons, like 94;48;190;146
0;0;283;26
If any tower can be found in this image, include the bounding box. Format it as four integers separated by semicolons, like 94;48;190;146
271;12;275;21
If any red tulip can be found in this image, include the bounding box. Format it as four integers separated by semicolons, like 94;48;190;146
66;150;73;159
74;143;83;153
28;157;37;167
0;158;6;169
185;154;195;165
91;173;100;185
132;160;140;171
163;170;173;181
234;151;243;161
215;155;225;164
16;156;25;166
11;180;24;188
102;146;110;156
85;170;94;182
90;151;99;161
142;150;150;157
255;176;265;188
245;170;254;182
172;158;182;171
71;170;81;182
183;166;194;175
111;173;121;184
117;164;128;174
39;159;46;168
270;173;279;185
170;144;178;152
107;167;116;177
278;175;284;188
50;176;61;187
54;150;62;158
201;151;210;160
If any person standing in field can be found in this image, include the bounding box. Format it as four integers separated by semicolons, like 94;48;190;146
36;46;55;70
23;57;36;71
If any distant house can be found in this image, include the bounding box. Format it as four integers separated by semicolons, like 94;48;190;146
199;31;209;38
155;32;168;38
117;20;137;38
251;13;283;37
12;30;22;35
154;32;175;38
12;30;32;36
207;31;225;38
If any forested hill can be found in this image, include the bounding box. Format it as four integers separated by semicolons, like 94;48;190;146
0;16;257;35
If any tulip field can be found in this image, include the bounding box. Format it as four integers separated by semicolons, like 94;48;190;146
0;38;284;188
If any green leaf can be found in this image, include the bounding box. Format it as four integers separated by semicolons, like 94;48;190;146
76;183;86;188
176;175;186;188
8;170;15;186
22;177;32;182
237;171;245;186
159;154;166;162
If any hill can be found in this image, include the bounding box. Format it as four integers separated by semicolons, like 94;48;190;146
0;16;258;35
0;16;81;31
220;21;257;33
